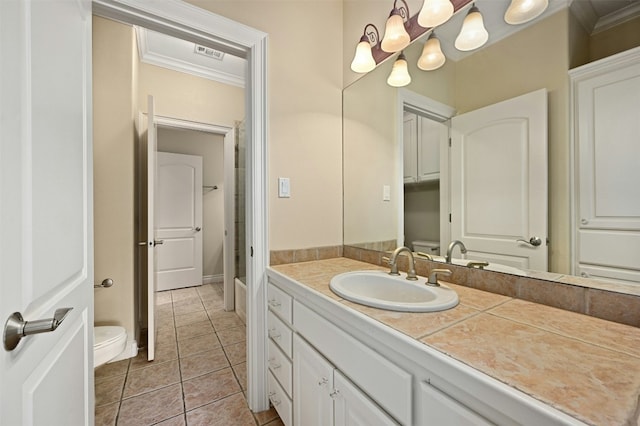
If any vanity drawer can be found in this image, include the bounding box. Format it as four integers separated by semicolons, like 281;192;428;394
268;339;293;398
268;370;292;426
268;310;292;358
294;301;412;425
267;282;293;324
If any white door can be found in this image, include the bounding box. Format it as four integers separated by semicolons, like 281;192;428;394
1;0;93;424
450;89;548;271
146;95;158;361
156;152;203;291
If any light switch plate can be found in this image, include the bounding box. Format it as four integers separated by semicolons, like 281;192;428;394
278;177;291;198
383;185;391;201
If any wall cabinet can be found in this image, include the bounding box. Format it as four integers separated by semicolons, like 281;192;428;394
571;47;640;285
403;111;446;183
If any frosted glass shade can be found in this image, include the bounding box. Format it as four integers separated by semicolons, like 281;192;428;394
417;34;446;71
381;11;410;53
387;53;411;87
350;37;376;73
504;0;548;25
417;0;454;28
454;6;489;51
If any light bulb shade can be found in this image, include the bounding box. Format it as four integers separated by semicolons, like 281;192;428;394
387;53;411;87
417;0;454;28
504;0;548;25
381;10;410;53
417;34;446;71
351;37;376;73
454;6;489;51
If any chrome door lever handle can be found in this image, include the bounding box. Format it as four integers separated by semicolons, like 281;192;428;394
153;240;164;246
94;278;114;288
194;227;201;232
517;237;542;247
4;308;73;351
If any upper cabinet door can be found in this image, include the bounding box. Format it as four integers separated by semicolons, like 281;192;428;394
417;116;446;182
451;89;548;271
403;112;418;183
0;0;93;424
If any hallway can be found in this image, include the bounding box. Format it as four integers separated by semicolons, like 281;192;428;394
95;283;281;425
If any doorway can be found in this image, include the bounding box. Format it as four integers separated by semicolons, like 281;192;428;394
94;0;270;412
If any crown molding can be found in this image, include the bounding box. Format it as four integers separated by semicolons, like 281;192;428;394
592;1;640;34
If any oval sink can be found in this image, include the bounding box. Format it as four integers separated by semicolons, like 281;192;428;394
329;270;458;312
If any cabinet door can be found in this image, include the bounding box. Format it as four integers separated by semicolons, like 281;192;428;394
403;112;418;183
419;381;492;425
417;116;446;182
293;334;334;426
334;371;398;426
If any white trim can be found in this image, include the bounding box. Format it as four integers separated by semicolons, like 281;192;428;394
396;89;456;248
202;274;224;284
136;27;245;88
93;0;269;411
592;1;640;34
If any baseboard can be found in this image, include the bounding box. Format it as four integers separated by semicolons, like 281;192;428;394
108;339;138;364
203;274;224;284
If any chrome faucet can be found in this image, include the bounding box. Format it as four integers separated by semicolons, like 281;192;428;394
445;240;467;263
384;247;418;280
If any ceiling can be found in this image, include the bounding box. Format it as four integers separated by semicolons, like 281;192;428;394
136;0;639;84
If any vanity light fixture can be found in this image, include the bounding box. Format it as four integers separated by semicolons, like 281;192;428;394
454;4;489;51
504;0;548;25
417;0;454;29
350;24;380;73
387;52;412;87
417;32;446;71
381;0;411;53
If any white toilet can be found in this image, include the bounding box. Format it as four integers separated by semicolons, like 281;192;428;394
94;326;127;368
412;240;440;256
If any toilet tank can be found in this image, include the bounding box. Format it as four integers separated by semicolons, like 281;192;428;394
412;240;440;255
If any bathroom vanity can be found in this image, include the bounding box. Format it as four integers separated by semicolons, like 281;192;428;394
266;258;640;426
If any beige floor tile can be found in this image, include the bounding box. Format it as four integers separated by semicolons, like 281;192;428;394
118;383;184;426
155;414;186;426
264;419;285;426
95;359;129;381
123;360;180;398
180;347;229;380
94;402;119;426
209;311;244;331
95;374;125;407
254;407;279;425
156;291;173;305
183;368;241;411
185;393;255;426
175;310;210;327
203;298;225;311
232;363;247;391
174;301;205;316
178;333;221;358
223;341;246;366
176;320;214;341
171;287;200;301
217;326;246;347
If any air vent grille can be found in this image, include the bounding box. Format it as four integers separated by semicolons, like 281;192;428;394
194;44;225;60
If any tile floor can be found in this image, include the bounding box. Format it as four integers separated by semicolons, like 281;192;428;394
95;283;282;426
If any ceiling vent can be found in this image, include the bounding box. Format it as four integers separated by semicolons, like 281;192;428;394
194;44;225;60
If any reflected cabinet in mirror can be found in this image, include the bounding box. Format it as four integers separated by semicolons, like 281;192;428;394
343;0;640;288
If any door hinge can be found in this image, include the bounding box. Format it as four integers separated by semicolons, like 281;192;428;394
250;246;254;257
449;213;452;223
448;138;452;147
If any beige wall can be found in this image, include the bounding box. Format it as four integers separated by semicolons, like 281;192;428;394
186;0;344;251
590;16;640;62
157;128;226;279
93;16;137;337
455;10;572;274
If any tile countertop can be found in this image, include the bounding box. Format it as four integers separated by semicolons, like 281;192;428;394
271;258;640;426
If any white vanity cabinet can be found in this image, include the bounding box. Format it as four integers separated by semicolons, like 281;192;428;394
403;111;446;183
294;334;397;426
266;283;294;425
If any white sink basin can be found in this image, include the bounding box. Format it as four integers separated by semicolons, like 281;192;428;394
329;270;459;312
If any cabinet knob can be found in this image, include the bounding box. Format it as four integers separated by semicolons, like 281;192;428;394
318;377;328;386
268;299;281;308
268;329;281;340
329;389;340;399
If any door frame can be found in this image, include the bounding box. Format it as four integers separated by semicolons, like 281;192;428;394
154;116;236;310
94;0;269;411
396;89;456;249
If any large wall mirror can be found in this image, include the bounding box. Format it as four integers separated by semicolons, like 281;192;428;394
343;0;640;285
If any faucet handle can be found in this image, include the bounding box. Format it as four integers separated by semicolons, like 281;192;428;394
427;269;452;286
382;256;391;265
